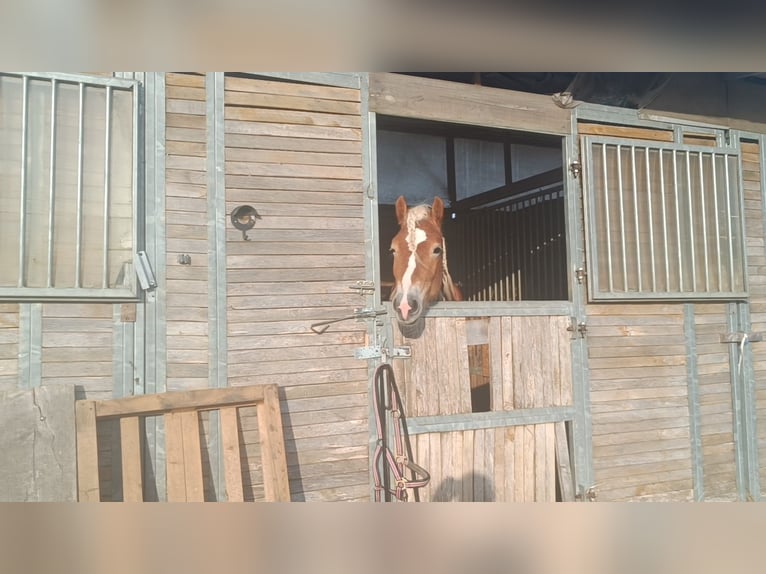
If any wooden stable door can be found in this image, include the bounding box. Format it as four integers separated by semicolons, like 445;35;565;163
392;316;573;501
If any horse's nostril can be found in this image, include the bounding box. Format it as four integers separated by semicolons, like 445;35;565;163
410;299;419;313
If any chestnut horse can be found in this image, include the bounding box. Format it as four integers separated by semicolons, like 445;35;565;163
390;196;463;338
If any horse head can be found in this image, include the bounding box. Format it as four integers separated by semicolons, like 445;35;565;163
390;196;462;338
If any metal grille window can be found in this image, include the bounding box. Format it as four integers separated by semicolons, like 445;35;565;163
583;136;746;300
0;72;139;300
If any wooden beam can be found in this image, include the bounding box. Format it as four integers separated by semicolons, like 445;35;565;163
180;411;204;502
554;421;575;502
93;386;266;419
75;400;100;502
369;73;571;136
220;407;244;502
257;385;290;501
164;412;187;502
119;416;143;502
452;168;562;211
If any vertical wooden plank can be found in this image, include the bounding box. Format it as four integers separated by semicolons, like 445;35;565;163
514;424;525;501
545;423;556;501
164;411;187;501
484;426;495;501
504;426;516;502
473;429;485;501
220;407;244;502
179;411;204;502
462;430;474;502
452;431;463;501
75;400;101;502
557;316;573;406
417;433;431;501
494;427;505;502
429;431;441;500
524;425;535;501
119;416;143;502
542;317;555;408
256;384;290;501
554;421;574;501
535;423;547;501
454;318;472;413
501;316;515;410
440;432;454;500
488;317;503;411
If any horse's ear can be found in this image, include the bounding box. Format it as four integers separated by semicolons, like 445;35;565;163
395;196;408;225
432;197;445;226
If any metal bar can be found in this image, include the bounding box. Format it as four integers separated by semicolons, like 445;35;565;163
75;82;84;288
13;72;138;89
616;145;628;291
598;143;613;293
102;85;112;288
659;149;670;291
683;304;704;501
142;72;168;501
673;150;684;291
207;72;228;500
631;145;641;292
711;154;722;291
18;76;29;287
685;150;696;291
698;153;710;291
727;303;747;500
407;406;576;435
47;78;57;287
724;155;735;290
645;146;656;292
736;302;761;500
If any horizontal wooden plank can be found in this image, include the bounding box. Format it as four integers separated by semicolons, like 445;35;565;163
224;147;361;168
166;73;205;88
224;160;362;180
92;385;272;419
224;75;360;102
224;119;361;141
579;123;674;142
225;90;360;116
225;174;362;192
224;106;362;128
167;85;206;102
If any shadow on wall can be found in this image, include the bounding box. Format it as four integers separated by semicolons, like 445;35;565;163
431;472;496;502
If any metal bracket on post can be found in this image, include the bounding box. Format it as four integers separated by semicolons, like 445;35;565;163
354;345;411;361
348;280;375;295
567;317;587;339
720;332;763;344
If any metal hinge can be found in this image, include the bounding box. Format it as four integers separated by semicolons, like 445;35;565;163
355;345;411;361
567;317;587;338
134;251;157;291
575;267;587;284
575;486;597;502
569;160;582;179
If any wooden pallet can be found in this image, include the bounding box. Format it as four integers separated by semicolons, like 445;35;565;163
75;384;289;502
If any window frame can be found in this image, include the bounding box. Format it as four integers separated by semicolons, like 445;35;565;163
581;134;748;302
0;72;142;302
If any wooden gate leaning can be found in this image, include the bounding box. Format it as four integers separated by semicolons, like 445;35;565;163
392;315;574;501
75;384;289;502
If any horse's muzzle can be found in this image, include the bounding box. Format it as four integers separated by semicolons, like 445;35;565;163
393;290;423;324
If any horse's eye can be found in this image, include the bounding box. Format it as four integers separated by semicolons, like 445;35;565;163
433;246;442;256
389;248;396;256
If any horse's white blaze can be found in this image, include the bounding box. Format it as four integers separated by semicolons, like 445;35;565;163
398;226;426;320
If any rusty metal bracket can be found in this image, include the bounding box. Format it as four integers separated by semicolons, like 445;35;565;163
720;332;763;344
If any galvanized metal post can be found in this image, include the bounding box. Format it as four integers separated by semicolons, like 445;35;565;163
141;72;167;501
567;113;594;499
683;303;704;501
206;72;228;501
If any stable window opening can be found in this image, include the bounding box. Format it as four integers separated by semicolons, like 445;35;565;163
376;116;568;304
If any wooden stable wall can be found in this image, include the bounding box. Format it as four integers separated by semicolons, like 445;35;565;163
220;75;369;501
582;124;763;501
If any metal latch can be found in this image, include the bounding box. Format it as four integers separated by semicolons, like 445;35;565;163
567;318;587;338
348;280;375;295
354;345;411;361
720;332;763;344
